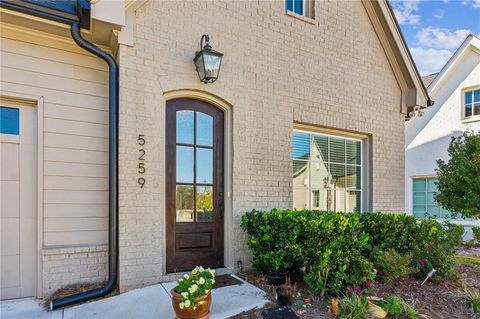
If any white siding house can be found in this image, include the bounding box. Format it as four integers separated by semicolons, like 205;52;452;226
405;35;480;238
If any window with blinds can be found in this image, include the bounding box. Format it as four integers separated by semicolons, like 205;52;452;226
292;130;362;212
412;177;454;218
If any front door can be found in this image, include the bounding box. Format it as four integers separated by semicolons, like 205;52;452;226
166;99;224;272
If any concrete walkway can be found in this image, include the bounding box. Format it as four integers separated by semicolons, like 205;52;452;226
1;275;268;319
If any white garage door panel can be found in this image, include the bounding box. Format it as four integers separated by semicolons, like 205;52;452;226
1;181;19;217
1;218;20;255
1;105;36;300
1;143;19;180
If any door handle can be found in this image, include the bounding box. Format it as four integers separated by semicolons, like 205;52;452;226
218;192;224;217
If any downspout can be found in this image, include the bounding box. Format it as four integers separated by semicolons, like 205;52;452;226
50;22;118;309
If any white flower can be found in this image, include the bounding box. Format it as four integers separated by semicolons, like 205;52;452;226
210;279;215;285
178;278;183;282
183;274;189;280
192;268;198;275
198;266;204;272
179;302;185;309
188;284;198;294
184;300;191;308
205;289;210;294
208;268;215;276
181;292;188;298
198;277;205;285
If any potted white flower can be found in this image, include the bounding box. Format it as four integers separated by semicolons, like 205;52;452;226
171;266;215;319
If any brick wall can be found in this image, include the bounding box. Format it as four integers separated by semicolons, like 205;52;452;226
42;245;108;297
118;0;404;291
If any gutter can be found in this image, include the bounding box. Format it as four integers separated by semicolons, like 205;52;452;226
50;22;119;309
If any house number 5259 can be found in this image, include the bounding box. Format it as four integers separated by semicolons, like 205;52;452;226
137;134;146;188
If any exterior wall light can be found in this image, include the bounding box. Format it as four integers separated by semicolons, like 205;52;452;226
193;34;223;83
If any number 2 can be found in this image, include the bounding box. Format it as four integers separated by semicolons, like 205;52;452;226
138;149;145;161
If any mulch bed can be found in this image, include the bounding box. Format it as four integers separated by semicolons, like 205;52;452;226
232;262;480;319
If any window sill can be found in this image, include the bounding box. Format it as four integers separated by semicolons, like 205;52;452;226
286;10;315;25
461;116;480;124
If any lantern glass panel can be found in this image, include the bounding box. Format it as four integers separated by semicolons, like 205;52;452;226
203;52;222;80
194;53;206;81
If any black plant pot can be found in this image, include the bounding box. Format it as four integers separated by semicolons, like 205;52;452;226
276;287;291;306
267;271;286;286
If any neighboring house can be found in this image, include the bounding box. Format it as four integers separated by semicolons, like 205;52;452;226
405;35;480;237
0;0;429;302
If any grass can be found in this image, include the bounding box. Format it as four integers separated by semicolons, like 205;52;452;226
464;287;480;313
454;255;480;265
338;293;369;319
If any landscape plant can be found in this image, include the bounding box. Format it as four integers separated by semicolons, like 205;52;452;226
174;266;215;310
463;286;480;313
337;292;369;319
472;226;480;243
241;209;464;297
378;296;417;318
435;131;480;219
373;249;412;282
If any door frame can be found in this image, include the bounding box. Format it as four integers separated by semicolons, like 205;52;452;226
163;89;233;274
0;92;43;298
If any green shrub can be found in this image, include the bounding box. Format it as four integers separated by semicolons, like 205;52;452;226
241;209;373;296
338;293;369;319
359;212;418;254
239;209;304;272
240;209;464;296
472;226;480;242
373;249;412;282
379;296;417;318
411;220;463;279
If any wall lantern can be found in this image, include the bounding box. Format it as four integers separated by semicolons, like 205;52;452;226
193;34;223;83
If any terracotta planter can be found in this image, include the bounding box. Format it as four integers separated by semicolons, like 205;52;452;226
171;289;212;319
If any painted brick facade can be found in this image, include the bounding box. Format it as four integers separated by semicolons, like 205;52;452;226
118;0;405;292
42;245;108;298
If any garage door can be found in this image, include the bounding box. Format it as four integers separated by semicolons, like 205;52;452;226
1;104;36;300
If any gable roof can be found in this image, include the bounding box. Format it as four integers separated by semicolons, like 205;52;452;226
421;73;438;88
362;0;431;113
426;35;480;95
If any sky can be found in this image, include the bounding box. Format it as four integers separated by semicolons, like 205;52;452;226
391;0;480;76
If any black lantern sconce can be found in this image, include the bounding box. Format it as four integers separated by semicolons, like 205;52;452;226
193;34;223;83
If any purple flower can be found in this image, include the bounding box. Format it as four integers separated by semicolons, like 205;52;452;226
364;280;372;288
355;285;362;295
418;258;426;266
346;285;354;293
427;245;433;251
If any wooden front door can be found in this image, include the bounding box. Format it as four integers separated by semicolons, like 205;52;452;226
166;99;224;272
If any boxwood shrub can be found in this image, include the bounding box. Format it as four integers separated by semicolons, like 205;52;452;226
241;209;464;296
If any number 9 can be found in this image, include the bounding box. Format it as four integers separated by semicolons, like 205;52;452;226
138;177;145;188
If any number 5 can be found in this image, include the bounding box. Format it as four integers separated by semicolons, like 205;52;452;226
138;163;145;174
138;134;145;146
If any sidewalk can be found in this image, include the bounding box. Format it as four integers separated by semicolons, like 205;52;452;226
1;275;268;319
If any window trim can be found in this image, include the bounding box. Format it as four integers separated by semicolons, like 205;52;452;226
286;0;315;22
293;128;364;212
462;86;480;122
